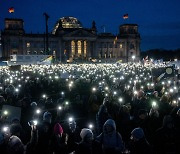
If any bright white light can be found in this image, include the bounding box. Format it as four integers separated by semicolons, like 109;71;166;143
55;76;59;79
132;55;135;59
33;120;38;126
92;87;96;92
3;126;9;132
161;82;165;85
105;87;109;91
113;91;117;95
119;97;123;102
88;124;94;129
152;101;157;107
68;117;74;122
169;89;174;93
173;100;177;104
61;92;64;95
151;83;154;87
168;80;171;84
134;91;138;95
65;101;69;105
15;88;19;92
58;106;62;110
4;110;8;115
105;93;108;97
36;109;41;114
42;94;46;98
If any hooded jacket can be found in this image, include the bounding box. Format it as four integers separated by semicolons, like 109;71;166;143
96;119;124;153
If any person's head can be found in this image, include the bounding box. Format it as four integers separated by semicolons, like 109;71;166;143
7;135;24;154
122;105;129;113
138;109;148;120
80;128;93;143
43;111;52;124
138;90;144;98
11;118;20;125
149;108;159;118
30;102;37;108
103;119;116;134
69;121;76;132
54;123;63;137
10;124;22;137
131;128;145;141
153;91;159;97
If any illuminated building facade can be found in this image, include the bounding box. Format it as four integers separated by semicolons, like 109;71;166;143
1;17;140;62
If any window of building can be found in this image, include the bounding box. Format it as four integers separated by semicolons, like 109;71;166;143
71;40;75;56
84;41;87;57
78;41;81;57
27;43;30;48
120;43;123;48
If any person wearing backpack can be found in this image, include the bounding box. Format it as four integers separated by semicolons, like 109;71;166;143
96;119;125;154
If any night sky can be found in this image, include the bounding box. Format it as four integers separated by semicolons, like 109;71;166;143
0;0;180;51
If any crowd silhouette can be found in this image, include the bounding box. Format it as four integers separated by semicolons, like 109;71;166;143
0;62;180;154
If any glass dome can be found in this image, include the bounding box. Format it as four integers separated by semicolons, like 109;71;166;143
52;17;83;34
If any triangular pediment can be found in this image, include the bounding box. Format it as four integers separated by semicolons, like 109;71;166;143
63;29;96;38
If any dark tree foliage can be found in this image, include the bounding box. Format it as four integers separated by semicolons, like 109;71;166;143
141;48;180;60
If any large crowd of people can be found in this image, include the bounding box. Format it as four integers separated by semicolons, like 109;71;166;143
0;62;180;154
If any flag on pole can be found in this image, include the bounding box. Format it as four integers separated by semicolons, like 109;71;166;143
8;7;15;13
123;14;128;19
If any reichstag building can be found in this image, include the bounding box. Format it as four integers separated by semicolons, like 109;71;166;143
1;17;140;62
